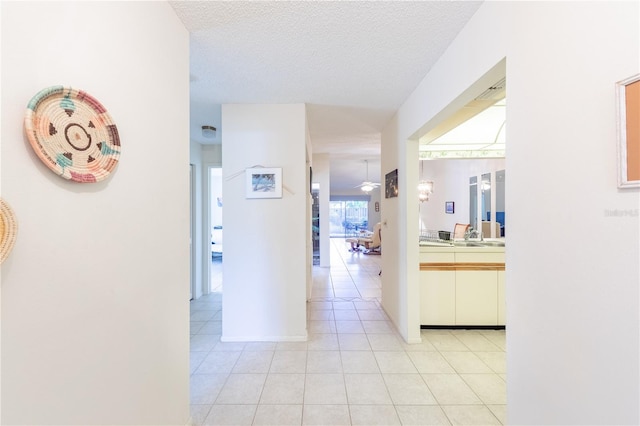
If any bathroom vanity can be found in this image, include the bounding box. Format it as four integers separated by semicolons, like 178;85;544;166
419;240;505;328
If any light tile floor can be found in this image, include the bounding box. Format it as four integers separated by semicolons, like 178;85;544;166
191;239;506;425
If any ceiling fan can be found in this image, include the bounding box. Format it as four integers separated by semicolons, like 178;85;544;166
355;160;380;193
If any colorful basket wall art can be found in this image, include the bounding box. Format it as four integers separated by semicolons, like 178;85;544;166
24;86;120;183
0;198;18;264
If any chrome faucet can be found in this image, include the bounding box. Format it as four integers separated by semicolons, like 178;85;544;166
466;228;484;241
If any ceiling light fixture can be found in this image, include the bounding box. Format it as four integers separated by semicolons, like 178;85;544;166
356;160;380;193
202;125;217;138
418;160;434;202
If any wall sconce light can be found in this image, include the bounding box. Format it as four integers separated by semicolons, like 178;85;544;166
202;125;217;138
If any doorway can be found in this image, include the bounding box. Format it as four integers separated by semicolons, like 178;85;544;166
329;199;369;237
209;167;223;293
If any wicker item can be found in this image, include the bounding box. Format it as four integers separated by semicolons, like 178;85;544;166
24;86;120;183
0;199;18;264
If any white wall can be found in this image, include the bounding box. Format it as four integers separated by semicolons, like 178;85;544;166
1;2;190;424
419;159;505;233
383;1;639;424
221;104;308;341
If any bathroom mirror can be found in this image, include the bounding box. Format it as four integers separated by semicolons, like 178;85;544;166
469;176;477;229
481;173;491;224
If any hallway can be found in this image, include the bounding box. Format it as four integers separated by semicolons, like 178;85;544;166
190;239;506;425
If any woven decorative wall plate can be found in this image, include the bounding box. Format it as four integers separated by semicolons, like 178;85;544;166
0;199;18;264
24;86;120;183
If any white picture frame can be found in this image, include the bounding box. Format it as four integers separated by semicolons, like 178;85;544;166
246;167;283;199
616;73;640;188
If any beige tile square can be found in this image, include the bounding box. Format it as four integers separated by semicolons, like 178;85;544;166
333;310;360;320
357;310;388;321
344;373;392;404
475;352;506;374
304;374;347;404
441;405;501;425
253;405;302;426
403;338;437;352
260;374;305;404
194;351;241;374
441;352;494;374
334;289;361;298
338;333;371;350
203;404;256;425
407;352;455;374
189;404;212;426
358;288;382;299
454;333;502;352
213;341;246;352
190;334;219;353
349;405;400;425
191;321;206;335
198;321;223;335
354;301;379;310
216;373;266;404
335;320;365;334
367;333;404;351
309;301;333;310
308;320;337;334
191;310;216;321
424;334;469;351
362;320;394;334
190;374;228;405
395;405;451;425
243;342;277;351
460;374;507;405
308;309;334;320
302;404;350;425
341;350;380;373
383;374;437;405
231;351;274;374
374;351;418;373
421;374;482;405
307;333;339;351
487;404;507;424
276;341;309;351
332;301;356;310
190;351;208;374
306;350;342;373
480;330;506;351
270;351;307;373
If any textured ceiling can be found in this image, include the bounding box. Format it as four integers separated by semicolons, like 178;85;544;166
170;1;483;191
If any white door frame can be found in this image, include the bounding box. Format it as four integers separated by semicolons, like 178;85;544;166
190;164;197;300
203;163;222;293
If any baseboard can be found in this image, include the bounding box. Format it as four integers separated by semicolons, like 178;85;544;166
421;325;506;330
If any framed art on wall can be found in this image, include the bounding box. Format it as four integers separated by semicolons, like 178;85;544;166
445;201;455;214
246;167;282;199
385;169;398;198
616;74;640;188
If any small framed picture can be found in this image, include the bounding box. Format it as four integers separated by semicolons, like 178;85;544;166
385;169;398;198
616;73;640;188
246;167;282;199
445;201;455;214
